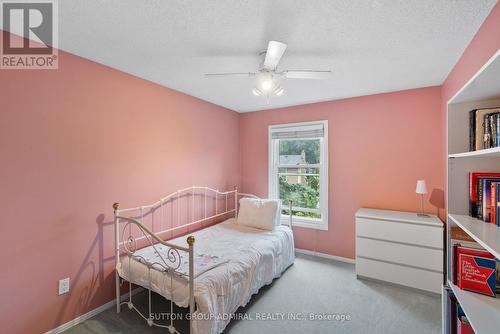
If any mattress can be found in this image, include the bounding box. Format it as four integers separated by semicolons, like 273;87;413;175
117;218;295;334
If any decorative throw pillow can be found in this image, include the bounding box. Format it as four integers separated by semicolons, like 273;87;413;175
237;198;280;231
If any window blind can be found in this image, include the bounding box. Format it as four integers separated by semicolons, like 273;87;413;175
270;123;324;139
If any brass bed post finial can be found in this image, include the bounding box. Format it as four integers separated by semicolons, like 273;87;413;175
187;235;195;246
113;202;120;213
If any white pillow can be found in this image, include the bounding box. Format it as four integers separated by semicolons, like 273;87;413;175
237;198;280;231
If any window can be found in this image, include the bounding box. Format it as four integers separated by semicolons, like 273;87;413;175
268;120;328;230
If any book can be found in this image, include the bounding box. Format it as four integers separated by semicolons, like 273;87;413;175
474;108;500;150
475;109;491;150
451;227;475;242
457;315;474;334
469;172;500;217
456;305;468;334
497;112;500;148
491;182;499;224
497;260;500;293
469;109;476;152
497;185;500;226
482;179;494;221
478;178;483;218
478;177;500;220
452;243;459;285
490;113;499;148
483;112;500;149
451;242;500;294
451;241;483;285
449;293;458;334
458;253;496;297
483;113;491;149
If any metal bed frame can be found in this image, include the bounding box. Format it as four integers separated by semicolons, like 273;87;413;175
112;186;292;334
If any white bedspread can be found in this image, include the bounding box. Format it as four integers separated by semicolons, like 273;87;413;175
117;218;295;334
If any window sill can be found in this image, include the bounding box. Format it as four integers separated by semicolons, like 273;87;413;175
280;216;328;231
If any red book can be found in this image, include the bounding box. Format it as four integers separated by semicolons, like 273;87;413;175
457;316;474;334
456;246;495;287
458;254;496;297
491;182;497;224
469;172;500;216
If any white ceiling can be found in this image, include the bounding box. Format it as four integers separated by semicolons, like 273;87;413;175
57;0;497;112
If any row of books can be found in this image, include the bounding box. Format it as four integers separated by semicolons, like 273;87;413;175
469;172;500;225
450;227;499;298
448;293;474;334
469;107;500;151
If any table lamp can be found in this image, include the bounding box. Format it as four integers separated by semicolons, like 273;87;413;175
416;180;430;217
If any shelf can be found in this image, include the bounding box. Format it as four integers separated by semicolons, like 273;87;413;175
448;281;500;334
450;50;500;104
448;147;500;158
448;214;500;259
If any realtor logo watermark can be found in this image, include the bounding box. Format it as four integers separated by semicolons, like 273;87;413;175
1;0;58;69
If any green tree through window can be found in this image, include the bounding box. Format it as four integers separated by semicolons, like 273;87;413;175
278;139;321;219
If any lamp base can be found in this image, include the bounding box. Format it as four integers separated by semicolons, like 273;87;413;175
417;213;431;218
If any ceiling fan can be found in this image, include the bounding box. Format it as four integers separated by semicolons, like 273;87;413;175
205;41;331;102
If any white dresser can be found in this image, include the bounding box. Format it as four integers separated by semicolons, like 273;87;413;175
355;208;444;294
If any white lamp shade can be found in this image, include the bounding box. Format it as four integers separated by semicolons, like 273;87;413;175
415;180;428;194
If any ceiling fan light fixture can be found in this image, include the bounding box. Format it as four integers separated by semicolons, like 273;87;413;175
274;87;284;96
256;73;276;93
206;41;330;102
252;88;263;96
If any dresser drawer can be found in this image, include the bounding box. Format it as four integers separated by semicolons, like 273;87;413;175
356;257;442;294
356;217;443;249
356;237;443;272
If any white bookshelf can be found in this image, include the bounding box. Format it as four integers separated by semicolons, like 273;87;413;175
448;214;500;259
449;146;500;159
444;49;500;334
448;281;500;334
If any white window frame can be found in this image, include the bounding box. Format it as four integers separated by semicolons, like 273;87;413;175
268;120;328;231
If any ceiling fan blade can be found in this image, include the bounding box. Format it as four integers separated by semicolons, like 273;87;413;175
283;70;331;79
204;72;256;77
263;41;287;70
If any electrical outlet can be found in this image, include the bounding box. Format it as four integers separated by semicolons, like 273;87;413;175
58;277;70;295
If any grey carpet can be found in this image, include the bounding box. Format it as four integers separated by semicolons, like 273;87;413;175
63;253;441;334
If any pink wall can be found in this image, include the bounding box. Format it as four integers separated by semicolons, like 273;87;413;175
1;2;499;331
239;86;444;259
0;38;239;333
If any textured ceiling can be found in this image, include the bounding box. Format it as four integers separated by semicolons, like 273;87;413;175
56;0;497;112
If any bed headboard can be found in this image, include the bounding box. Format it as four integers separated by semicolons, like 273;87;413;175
115;186;240;238
114;186;292;244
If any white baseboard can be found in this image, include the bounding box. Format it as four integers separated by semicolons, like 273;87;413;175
44;287;143;334
45;250;353;333
295;248;355;264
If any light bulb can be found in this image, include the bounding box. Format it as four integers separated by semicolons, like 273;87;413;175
257;73;275;93
261;79;272;91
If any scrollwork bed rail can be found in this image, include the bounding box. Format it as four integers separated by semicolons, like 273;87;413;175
113;186;292;334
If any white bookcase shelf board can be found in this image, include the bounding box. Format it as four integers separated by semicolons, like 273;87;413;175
450;50;500;105
448;214;500;259
448;281;500;334
449;146;500;158
444;49;500;334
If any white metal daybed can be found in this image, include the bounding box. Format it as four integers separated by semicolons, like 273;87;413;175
113;186;294;334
